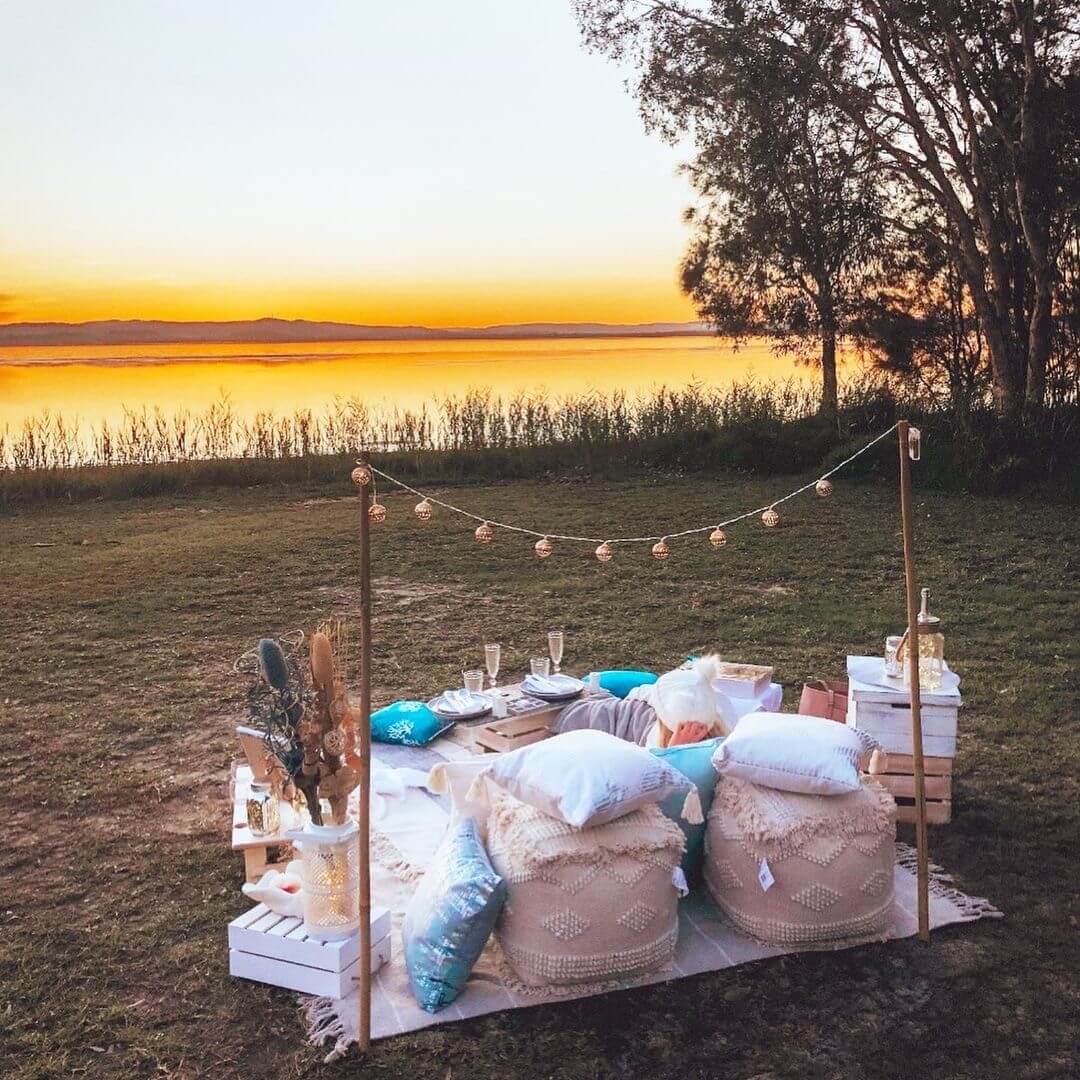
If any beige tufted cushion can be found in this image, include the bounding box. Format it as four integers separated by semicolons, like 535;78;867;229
486;789;684;986
704;777;896;947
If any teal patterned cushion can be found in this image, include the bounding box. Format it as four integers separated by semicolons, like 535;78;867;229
594;669;658;699
370;700;452;746
651;737;722;884
403;817;507;1012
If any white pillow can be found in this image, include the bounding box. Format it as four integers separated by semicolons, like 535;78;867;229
711;713;881;795
469;729;703;829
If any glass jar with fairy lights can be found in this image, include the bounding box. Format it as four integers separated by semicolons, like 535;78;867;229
901;587;945;691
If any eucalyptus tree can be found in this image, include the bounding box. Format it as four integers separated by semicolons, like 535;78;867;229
575;0;1080;421
575;1;891;415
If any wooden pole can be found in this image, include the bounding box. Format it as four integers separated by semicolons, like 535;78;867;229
896;421;930;942
355;458;373;1050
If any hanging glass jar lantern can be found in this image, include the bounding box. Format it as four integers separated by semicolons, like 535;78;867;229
368;501;387;523
761;507;780;528
595;541;614;563
475;522;494;544
414;498;433;522
651;538;671;560
709;527;728;548
534;537;554;559
815;479;833;498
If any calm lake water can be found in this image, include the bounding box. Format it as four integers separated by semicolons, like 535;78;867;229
0;335;830;434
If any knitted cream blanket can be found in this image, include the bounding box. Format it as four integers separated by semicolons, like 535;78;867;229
488;787;686;877
711;776;896;861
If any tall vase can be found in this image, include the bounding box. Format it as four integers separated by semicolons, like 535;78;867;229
290;820;360;941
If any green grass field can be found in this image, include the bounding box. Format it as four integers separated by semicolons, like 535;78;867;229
1;470;1077;1079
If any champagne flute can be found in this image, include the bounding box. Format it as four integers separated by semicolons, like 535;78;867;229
484;643;501;690
547;630;564;676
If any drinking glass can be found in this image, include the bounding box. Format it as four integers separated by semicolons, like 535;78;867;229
884;635;903;678
530;657;551;677
547;630;564;675
463;669;484;694
484;643;501;690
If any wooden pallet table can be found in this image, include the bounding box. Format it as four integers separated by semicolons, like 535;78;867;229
847;655;961;825
440;681;603;754
229;903;391;998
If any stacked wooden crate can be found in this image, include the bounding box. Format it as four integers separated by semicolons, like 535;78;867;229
846;656;961;825
229;904;391;997
441;682;603;754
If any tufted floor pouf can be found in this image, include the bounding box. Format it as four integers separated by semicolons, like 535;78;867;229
485;788;684;987
704;776;896;948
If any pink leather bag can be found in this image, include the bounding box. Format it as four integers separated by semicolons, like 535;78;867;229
797;679;849;723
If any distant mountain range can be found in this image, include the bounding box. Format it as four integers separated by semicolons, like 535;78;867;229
0;317;711;347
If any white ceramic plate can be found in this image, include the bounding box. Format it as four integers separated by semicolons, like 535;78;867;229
521;673;585;701
427;690;493;721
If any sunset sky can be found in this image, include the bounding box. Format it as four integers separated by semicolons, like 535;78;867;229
1;1;697;327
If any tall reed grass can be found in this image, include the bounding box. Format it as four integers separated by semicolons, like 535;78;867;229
2;377;1076;504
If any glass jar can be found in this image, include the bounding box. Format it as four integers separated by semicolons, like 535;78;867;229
903;587;945;691
246;781;280;837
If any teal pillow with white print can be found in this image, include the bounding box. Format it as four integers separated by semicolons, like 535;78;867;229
650;737;722;885
371;700;453;746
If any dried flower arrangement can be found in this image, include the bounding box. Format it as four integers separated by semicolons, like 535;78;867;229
240;624;363;827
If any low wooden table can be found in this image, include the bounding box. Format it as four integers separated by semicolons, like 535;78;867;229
440;681;604;754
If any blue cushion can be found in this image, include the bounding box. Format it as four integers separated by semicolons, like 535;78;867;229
370;700;453;746
594;669;658;699
402;817;507;1012
650;737;722;884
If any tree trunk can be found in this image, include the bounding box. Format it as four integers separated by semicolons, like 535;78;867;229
820;325;838;417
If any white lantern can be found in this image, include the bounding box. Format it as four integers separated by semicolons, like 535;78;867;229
291;821;360;941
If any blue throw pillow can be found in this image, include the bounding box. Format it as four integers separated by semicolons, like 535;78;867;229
370;700;452;746
402;817;507;1012
594;669;658;699
650;737;722;884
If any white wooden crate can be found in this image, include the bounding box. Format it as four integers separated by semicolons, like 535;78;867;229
846;655;961;757
229;903;391;998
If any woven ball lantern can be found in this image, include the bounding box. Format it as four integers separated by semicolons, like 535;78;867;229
475;522;494;544
761;507;780;528
815;478;833;498
534;537;554;559
651;538;671;560
414;498;433;522
350;464;372;487
368;501;387;524
709;527;728;548
595;541;614;563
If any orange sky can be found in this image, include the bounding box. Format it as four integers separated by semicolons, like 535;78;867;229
2;3;698;328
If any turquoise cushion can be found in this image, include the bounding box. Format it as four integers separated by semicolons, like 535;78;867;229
402;817;507;1012
370;700;452;746
650;737;722;884
594;669;658;699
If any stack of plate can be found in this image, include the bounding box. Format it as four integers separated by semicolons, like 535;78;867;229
427;689;493;721
520;673;585;701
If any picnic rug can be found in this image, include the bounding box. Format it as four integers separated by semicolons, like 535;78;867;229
300;739;1002;1060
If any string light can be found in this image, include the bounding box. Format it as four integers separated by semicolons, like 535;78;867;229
475;522;494;544
652;538;671;560
354;423;900;556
